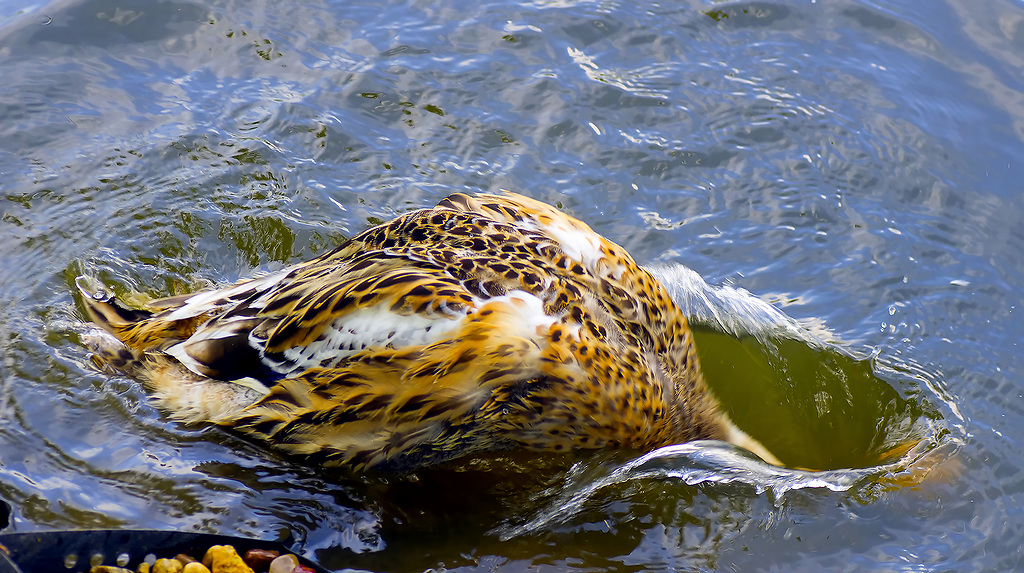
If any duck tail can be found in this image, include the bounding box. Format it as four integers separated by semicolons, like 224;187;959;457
75;275;157;377
75;276;153;338
75;276;265;423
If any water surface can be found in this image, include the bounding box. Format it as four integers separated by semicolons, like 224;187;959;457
1;0;1022;570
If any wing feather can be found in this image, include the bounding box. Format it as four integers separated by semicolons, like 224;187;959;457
231;291;555;469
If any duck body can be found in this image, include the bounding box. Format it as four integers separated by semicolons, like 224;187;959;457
78;192;779;470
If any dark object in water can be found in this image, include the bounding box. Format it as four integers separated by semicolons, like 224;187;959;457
0;529;328;573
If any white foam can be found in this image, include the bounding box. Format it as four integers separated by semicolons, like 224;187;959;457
644;263;832;345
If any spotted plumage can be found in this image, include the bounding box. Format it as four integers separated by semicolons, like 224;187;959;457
77;192;781;470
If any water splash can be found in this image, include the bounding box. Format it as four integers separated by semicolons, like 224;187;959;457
495;263;963;538
499;436;950;539
497;442;869;539
645;263;835;346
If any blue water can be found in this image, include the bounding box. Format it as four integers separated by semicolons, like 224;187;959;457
1;0;1023;570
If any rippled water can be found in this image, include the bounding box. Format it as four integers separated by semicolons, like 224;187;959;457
1;0;1022;570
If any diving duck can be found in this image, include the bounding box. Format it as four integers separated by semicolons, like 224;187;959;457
77;192;781;470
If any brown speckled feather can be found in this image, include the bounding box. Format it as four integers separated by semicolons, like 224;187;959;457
77;191;780;470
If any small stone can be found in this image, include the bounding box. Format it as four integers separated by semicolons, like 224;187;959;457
243;549;280;572
153;558;184;573
182;563;212;573
267;554;300;573
202;546;254;573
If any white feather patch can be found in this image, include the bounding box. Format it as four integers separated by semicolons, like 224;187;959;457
161;269;291;322
277;305;466;372
486;290;558;336
517;217;625;280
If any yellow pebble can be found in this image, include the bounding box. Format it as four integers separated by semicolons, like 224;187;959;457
153;559;183;573
202;546;254;573
182;563;212;573
137;564;151;573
